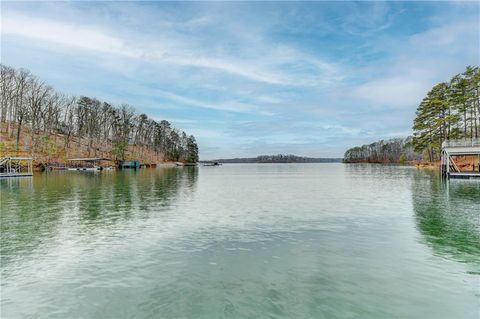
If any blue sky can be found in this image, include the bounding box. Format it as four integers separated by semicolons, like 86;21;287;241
1;1;479;159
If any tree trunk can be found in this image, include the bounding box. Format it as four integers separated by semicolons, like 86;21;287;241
16;117;23;151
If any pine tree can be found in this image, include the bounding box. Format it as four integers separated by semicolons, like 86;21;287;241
412;66;479;161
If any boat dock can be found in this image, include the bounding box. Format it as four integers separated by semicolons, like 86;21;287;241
202;161;221;166
0;157;33;178
66;157;114;171
119;160;140;169
441;138;480;179
175;162;197;167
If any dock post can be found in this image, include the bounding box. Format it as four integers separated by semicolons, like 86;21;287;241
446;150;449;177
442;151;446;177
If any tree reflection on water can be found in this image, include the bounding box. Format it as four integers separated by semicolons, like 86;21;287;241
0;167;198;267
412;170;480;270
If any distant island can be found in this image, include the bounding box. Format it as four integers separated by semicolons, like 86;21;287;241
212;154;343;163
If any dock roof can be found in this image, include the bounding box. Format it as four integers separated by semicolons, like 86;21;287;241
67;157;113;162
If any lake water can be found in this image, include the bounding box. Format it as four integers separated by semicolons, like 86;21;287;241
1;164;479;318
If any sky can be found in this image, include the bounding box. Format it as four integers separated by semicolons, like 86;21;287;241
1;1;479;159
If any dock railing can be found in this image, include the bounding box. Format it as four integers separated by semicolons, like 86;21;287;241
442;138;480;148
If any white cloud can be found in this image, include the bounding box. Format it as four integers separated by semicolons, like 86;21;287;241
187;128;223;139
340;1;394;36
2;13;142;58
409;20;479;52
256;95;282;104
352;16;479;109
153;117;198;124
353;74;431;108
2;11;341;87
162;56;287;85
153;90;257;113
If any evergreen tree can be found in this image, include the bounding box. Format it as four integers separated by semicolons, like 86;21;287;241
412;66;479;161
186;135;199;163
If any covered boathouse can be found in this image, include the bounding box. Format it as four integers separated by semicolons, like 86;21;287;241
0;156;33;178
441;138;480;179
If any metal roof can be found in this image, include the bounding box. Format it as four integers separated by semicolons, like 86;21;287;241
67;158;113;162
443;146;480;155
442;138;480;148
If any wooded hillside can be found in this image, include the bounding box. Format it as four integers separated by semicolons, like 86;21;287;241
0;65;199;164
343;137;420;163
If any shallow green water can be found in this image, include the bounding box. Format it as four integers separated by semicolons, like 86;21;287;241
1;164;479;318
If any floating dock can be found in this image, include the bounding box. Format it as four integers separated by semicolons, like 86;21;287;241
202;161;221;166
0;157;33;178
66;157;115;171
175;162;197;167
441;139;480;179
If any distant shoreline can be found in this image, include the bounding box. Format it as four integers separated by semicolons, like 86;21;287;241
208;155;343;164
201;161;343;164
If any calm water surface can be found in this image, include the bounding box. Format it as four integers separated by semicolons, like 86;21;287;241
1;164;479;318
